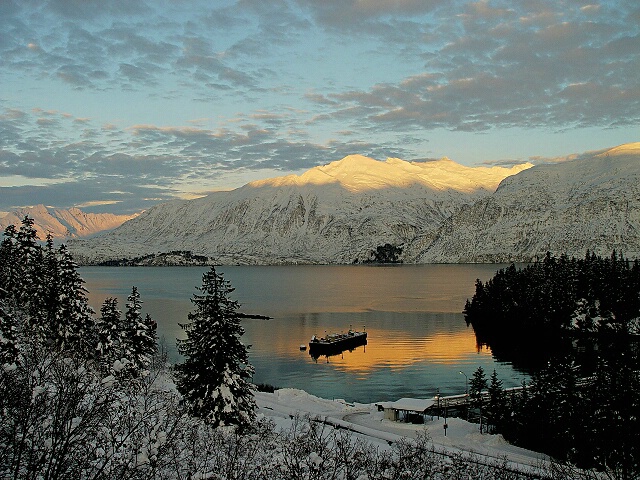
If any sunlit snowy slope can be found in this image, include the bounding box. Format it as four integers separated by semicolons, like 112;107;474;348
69;143;640;264
68;155;529;264
415;143;640;262
0;204;137;239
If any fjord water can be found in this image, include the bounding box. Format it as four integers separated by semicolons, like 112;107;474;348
80;264;526;403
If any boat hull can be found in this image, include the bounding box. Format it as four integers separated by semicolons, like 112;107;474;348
309;331;367;359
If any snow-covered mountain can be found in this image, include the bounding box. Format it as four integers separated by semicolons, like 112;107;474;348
413;143;640;262
68;155;530;264
67;144;640;264
0;204;138;239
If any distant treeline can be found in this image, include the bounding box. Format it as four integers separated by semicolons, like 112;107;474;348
464;251;640;337
99;250;211;266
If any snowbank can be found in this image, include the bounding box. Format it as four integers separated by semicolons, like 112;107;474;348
256;388;549;472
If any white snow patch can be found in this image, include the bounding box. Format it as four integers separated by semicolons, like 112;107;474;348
255;388;550;471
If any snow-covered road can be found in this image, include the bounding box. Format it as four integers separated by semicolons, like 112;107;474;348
256;389;550;475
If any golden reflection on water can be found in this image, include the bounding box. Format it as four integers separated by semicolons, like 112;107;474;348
303;329;493;375
247;312;495;376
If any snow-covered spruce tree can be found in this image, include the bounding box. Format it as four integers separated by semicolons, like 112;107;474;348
0;225;18;295
1;223;97;357
6;218;48;341
122;286;157;375
53;244;97;357
0;298;18;367
0;220;50;349
142;313;158;359
485;369;506;433
176;266;256;429
96;297;123;371
42;234;61;340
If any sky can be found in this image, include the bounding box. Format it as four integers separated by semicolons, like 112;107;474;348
1;0;638;215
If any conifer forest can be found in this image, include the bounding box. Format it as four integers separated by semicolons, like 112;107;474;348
465;252;640;475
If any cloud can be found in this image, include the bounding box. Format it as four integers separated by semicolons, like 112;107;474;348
1;108;410;213
1;1;279;92
304;1;640;132
47;0;151;20
295;0;444;29
2;101;416;187
1;0;638;215
0;182;164;214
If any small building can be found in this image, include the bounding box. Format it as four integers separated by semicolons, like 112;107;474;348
376;398;435;423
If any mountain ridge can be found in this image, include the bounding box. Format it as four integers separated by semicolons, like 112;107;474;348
414;142;640;262
63;143;640;264
67;155;530;264
249;155;533;193
0;205;138;240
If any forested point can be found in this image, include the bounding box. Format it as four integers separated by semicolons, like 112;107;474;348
98;250;212;266
464;251;640;337
462;251;640;476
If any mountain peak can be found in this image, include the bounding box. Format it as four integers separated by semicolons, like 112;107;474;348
249;154;532;193
598;142;640;157
0;205;137;239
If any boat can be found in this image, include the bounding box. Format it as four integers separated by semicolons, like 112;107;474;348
308;327;367;358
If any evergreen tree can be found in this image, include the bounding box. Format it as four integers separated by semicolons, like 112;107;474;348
15;218;46;336
469;366;488;432
96;297;123;371
485;369;507;433
502;379;530;445
0;226;20;366
0;225;18;296
141;313;158;364
0;298;18;366
176;266;256;429
42;234;61;341
54;244;97;356
469;366;487;407
122;286;157;374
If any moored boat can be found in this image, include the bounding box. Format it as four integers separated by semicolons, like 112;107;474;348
309;327;367;357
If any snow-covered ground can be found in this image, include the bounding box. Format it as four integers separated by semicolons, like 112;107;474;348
256;388;549;474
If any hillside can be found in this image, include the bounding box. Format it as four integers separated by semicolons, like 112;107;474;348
413;143;640;262
67;156;530;264
66;143;640;264
0;205;137;239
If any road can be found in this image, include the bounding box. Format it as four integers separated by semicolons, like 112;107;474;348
255;388;550;477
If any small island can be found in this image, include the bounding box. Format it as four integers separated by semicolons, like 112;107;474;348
98;250;213;266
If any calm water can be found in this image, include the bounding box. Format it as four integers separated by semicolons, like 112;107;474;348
80;264;528;403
